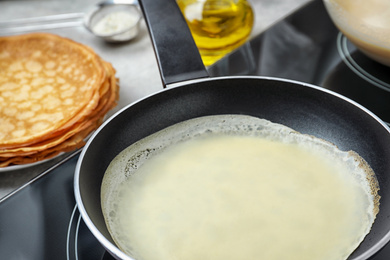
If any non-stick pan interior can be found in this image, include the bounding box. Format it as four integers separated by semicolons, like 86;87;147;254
76;77;390;259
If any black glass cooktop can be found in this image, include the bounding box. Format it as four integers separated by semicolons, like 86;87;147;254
1;1;390;259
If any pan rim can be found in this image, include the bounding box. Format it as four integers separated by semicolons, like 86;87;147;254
74;75;390;260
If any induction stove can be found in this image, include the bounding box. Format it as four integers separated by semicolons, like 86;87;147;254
1;1;390;259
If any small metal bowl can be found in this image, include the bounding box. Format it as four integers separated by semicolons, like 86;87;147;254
84;0;142;42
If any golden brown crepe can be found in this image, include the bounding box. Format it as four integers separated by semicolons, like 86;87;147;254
0;33;119;167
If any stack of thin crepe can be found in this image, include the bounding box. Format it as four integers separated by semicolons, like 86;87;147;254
0;33;119;167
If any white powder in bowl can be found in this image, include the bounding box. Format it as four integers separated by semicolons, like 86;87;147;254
92;11;138;35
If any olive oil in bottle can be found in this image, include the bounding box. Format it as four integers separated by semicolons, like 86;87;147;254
177;0;254;66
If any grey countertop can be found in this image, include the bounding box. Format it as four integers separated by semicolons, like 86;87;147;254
0;0;311;199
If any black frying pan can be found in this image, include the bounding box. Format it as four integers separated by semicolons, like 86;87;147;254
74;0;390;259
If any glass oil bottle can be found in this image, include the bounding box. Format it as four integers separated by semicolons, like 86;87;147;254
177;0;254;66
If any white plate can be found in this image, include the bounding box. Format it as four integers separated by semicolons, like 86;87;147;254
0;153;65;172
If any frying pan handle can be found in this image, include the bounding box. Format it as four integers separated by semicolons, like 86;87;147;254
138;0;210;87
